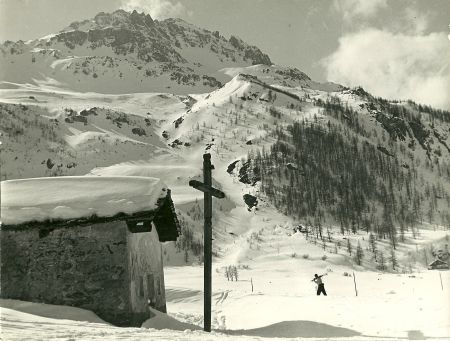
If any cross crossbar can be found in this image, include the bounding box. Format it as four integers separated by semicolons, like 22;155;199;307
188;180;225;199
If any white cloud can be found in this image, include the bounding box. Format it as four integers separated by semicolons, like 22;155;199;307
322;29;450;109
120;0;187;19
333;0;387;22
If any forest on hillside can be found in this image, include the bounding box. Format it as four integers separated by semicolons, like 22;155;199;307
247;97;450;249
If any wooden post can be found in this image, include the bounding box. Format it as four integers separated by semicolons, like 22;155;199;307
189;154;225;333
353;271;358;297
203;153;213;332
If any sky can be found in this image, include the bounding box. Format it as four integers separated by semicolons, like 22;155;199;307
0;0;449;109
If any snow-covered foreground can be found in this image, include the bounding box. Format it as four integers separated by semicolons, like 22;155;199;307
160;206;450;340
0;308;366;341
1;265;449;340
164;263;450;340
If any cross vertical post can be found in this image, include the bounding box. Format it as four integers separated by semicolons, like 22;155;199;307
188;153;225;332
203;153;212;332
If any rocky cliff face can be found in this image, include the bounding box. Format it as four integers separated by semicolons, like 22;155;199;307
57;10;271;66
0;10;272;94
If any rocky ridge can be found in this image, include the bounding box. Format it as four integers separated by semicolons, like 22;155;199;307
0;10;272;94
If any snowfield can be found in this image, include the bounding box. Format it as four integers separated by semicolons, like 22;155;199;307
1;264;449;340
1;61;449;340
164;249;450;339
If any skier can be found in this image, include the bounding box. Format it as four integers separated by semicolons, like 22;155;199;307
312;273;327;296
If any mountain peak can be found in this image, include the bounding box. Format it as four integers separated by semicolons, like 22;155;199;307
56;9;271;66
0;9;274;94
63;9;155;32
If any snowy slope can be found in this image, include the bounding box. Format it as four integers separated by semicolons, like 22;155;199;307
0;97;180;180
2;98;449;340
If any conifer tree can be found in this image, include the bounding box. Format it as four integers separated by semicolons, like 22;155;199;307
378;252;386;271
390;248;398;270
228;266;234;281
232;266;239;281
369;233;377;260
355;241;364;265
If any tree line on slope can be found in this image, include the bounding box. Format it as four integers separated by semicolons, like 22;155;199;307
247;102;450;249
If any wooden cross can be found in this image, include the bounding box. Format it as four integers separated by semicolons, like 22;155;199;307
189;153;225;332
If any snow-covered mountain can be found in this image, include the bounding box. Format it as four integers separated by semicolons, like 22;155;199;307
0;9;271;94
1;8;449;251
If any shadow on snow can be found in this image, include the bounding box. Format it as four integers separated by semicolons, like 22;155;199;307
222;320;361;338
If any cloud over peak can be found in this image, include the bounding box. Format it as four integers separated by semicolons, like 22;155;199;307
323;28;450;109
333;0;387;22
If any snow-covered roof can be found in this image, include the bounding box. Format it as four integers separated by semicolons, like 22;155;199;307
1;176;169;226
